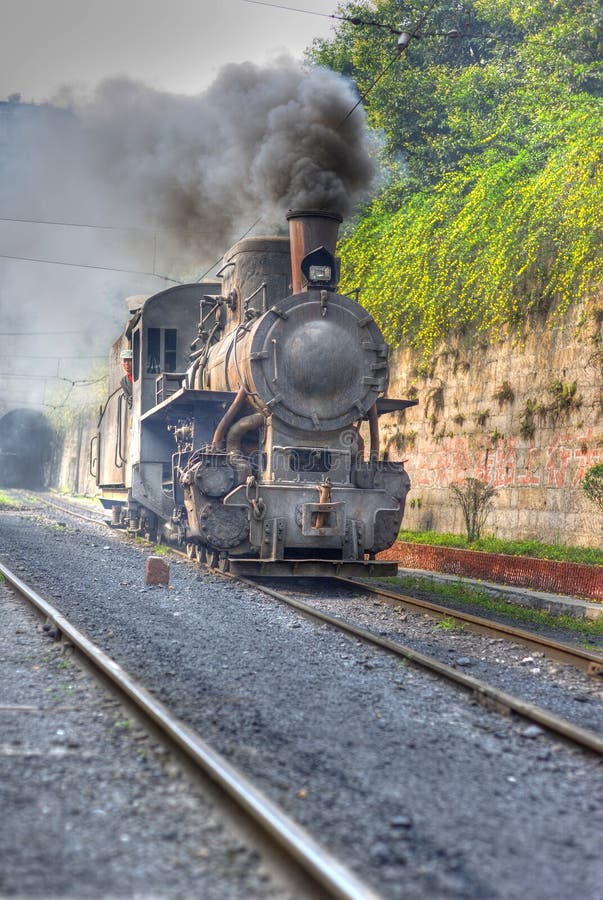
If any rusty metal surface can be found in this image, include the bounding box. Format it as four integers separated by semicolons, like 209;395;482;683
95;210;413;566
286;210;342;293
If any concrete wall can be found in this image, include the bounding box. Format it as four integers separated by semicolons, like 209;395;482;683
52;416;97;496
382;297;603;547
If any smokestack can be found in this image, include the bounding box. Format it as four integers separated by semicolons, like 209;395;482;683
286;209;343;294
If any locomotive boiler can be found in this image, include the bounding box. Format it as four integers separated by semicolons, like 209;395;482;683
92;210;416;575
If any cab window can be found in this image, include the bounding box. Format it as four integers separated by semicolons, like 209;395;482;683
147;327;178;374
164;329;177;372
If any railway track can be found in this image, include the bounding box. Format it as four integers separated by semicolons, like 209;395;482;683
0;560;379;900
335;576;603;676
236;575;603;757
10;491;603;754
4;488;603;898
23;491;109;526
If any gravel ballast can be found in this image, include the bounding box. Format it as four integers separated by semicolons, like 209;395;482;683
272;579;603;736
0;580;284;899
2;497;603;899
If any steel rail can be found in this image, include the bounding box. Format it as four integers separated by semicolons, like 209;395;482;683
0;562;380;900
234;575;603;757
336;576;603;676
37;494;109;527
2;490;106;527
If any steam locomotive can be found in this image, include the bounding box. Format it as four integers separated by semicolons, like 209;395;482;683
92;210;416;575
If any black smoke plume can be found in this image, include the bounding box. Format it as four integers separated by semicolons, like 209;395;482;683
73;59;374;261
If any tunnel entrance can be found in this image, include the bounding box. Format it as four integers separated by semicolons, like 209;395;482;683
0;409;54;489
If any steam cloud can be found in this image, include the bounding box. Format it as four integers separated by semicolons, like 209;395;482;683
74;59;375;259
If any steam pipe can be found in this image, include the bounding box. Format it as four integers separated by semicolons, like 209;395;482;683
226;413;265;455
368;403;380;461
212;386;247;450
186;356;202;390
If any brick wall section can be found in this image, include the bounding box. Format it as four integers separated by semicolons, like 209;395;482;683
378;542;603;601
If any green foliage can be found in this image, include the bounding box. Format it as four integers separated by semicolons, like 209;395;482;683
309;1;603;357
339;108;603;356
545;380;582;418
397;529;603;565
0;491;18;507
388;428;417;453
434;616;463;631
581;463;603;513
311;0;603;183
151;544;171;556
519;400;537;440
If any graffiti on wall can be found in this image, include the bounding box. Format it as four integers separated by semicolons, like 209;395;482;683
398;429;602;490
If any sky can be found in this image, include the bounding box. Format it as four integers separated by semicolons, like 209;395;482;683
1;0;338;102
0;0;355;410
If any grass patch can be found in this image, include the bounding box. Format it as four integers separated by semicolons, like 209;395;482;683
0;491;19;507
152;544;171;556
45;684;75;702
114;718;133;730
380;574;603;641
397;530;603;566
45;523;75;533
434;616;464;632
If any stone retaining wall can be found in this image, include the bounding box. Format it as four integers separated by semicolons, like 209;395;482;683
378;541;603;601
382;297;603;546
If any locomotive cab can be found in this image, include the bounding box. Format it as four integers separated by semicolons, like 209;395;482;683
92;282;219;532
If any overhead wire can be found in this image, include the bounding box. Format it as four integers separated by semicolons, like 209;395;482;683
0;330;92;336
240;0;483;126
0;214;221;236
195;216;263;282
338;0;441;124
0;251;183;283
239;0;402;34
0;215;263;285
0;354;106;359
0;373;106;385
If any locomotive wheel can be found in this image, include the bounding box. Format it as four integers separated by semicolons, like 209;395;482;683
208;550;220;569
217;554;230;574
186;541;199;561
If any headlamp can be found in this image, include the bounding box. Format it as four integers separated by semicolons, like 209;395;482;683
309;264;332;283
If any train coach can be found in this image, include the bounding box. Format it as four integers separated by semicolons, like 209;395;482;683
91;209;416;576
